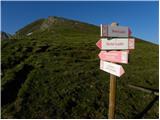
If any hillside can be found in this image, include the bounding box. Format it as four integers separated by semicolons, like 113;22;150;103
1;16;159;119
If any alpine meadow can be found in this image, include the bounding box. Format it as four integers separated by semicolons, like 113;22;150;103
1;16;159;119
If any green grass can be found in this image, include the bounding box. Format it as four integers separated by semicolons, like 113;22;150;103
1;17;159;118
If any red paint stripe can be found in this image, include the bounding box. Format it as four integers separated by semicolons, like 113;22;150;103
96;40;102;49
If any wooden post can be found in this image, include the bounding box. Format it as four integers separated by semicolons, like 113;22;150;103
108;74;116;119
108;22;118;119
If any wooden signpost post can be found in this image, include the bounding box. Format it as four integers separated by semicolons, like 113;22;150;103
96;22;135;119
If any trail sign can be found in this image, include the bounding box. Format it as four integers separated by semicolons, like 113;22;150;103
128;38;135;49
100;60;125;77
98;51;128;64
100;24;132;37
96;38;135;50
97;22;135;119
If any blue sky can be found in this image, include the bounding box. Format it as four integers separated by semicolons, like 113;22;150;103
1;1;159;44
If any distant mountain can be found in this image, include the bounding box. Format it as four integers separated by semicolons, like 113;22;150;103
16;16;97;36
1;31;11;40
1;16;158;119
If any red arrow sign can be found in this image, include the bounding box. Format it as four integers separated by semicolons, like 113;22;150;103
98;51;128;64
96;38;135;50
96;40;102;49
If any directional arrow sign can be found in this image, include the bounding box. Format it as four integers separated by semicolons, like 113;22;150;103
100;24;132;37
128;38;135;49
96;38;135;50
100;60;125;77
98;51;128;64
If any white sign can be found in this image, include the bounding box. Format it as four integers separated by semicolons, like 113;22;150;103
100;60;125;77
96;38;135;50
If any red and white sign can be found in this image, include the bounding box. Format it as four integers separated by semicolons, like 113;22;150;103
100;24;132;37
128;38;135;49
98;51;128;64
96;38;135;50
100;60;125;77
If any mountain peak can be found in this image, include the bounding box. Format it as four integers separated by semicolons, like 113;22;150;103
16;16;98;36
47;16;66;22
40;16;65;29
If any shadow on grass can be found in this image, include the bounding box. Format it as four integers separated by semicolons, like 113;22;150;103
134;96;158;118
1;64;33;106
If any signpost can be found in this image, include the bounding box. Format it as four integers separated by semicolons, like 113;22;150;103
96;22;135;119
100;60;125;77
100;24;132;37
98;51;128;64
96;38;135;50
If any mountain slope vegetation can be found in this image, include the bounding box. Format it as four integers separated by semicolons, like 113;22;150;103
1;16;159;119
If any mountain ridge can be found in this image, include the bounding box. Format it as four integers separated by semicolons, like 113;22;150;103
16;16;98;36
14;16;158;45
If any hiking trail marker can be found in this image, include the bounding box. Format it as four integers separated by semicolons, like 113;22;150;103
100;24;132;37
96;38;135;50
100;60;125;77
96;22;135;119
98;51;128;64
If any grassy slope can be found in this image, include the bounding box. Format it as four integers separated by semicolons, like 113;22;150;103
1;18;159;118
16;19;45;35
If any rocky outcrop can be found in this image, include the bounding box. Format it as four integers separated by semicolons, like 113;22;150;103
0;32;11;40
